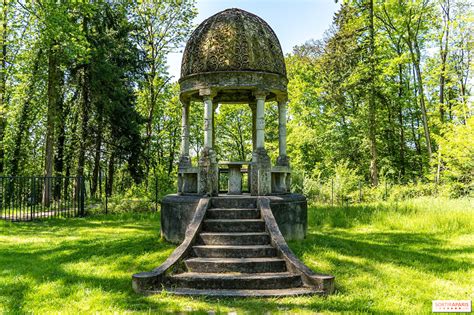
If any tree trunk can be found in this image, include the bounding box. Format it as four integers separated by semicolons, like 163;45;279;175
77;16;90;181
397;63;406;179
43;44;61;206
410;42;432;159
10;49;42;176
53;67;65;200
368;0;378;186
439;0;450;123
168;126;178;176
0;0;8;174
91;101;103;198
106;151;115;197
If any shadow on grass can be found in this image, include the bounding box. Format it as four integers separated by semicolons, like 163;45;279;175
1;210;471;314
297;230;471;271
0;212;161;236
0;214;176;313
0;213;385;314
289;228;473;298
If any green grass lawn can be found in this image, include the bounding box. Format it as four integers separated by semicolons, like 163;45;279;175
1;197;473;314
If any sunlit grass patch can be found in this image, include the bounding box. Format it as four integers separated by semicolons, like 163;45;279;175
0;198;472;314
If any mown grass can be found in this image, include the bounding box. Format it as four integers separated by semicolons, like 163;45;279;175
0;197;473;314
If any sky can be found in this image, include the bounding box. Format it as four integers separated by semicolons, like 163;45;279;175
166;0;341;80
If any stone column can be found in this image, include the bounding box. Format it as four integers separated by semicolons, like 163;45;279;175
251;90;271;196
212;103;218;149
249;102;257;151
255;91;267;149
277;97;289;166
179;100;191;167
198;89;218;196
203;95;213;149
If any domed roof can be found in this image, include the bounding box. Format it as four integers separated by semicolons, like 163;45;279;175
180;8;286;79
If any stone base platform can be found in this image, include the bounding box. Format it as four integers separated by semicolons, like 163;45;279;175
161;194;307;244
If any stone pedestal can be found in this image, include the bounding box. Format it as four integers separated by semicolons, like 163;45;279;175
276;154;290;167
160;194;307;244
251;148;271;196
228;164;243;195
198;147;218;196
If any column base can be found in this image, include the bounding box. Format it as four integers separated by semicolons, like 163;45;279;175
276;155;290;167
198;148;218;196
179;155;192;168
251;148;271;196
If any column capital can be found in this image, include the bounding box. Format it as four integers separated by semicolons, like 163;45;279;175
199;88;217;100
253;90;268;100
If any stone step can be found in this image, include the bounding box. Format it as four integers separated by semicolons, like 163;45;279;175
199;232;271;245
210;197;257;209
184;257;287;273
202;219;266;232
161;287;324;297
206;208;260;219
169;272;302;290
192;245;277;258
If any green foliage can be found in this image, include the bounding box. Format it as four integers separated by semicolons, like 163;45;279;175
0;0;472;199
104;197;157;214
435;116;474;195
215;104;253;162
0;1;196;197
286;0;473;196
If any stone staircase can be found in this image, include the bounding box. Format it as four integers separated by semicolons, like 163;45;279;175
163;198;323;297
132;196;334;297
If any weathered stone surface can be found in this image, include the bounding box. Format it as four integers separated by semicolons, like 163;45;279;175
185;257;287;273
161;194;307;243
192;245;277;258
180;71;288;104
259;197;335;294
134;7;335;298
169;272;302;290
266;194;307;241
206;208;259;219
134;195;334;297
199;232;270;245
251;148;271;195
276;154;290;167
179;8;288;104
181;8;286;78
132;198;210;293
203;219;265;232
160;194;201;243
210;196;256;209
158;287;325;297
198;147;218;196
227;164;243;194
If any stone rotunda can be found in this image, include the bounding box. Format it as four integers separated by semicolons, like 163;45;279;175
132;8;335;297
178;7;290;197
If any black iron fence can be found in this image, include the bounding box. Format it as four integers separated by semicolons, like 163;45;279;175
0;176;85;221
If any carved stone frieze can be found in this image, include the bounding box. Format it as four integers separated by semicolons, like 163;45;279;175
181;8;286;79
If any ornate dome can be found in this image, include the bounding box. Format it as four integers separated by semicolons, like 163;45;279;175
180;8;286;79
